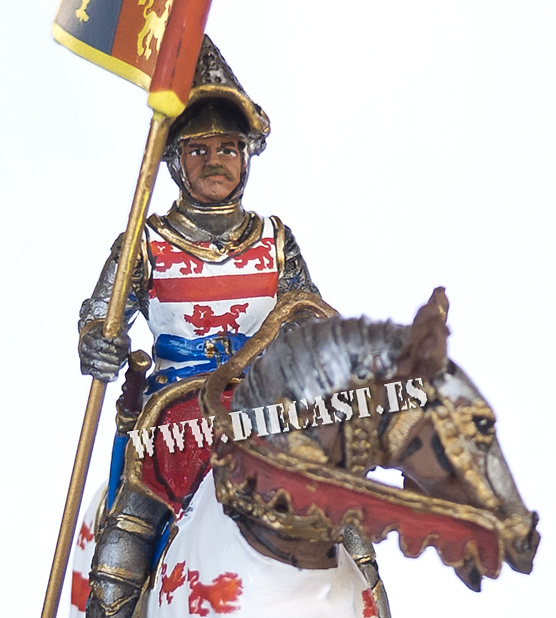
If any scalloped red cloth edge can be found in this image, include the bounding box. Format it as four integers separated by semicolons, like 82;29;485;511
218;439;503;579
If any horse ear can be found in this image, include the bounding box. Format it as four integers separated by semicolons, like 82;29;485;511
396;287;450;379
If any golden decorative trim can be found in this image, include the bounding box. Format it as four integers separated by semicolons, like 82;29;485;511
427;395;499;510
90;564;145;587
285;430;328;464
147;211;263;261
128;350;152;374
214;475;347;542
148;522;180;589
353;552;376;566
270;215;285;274
114;514;156;537
93;486;108;540
384;408;425;462
343;385;383;473
187;84;270;136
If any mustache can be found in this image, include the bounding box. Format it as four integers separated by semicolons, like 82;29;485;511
199;166;236;181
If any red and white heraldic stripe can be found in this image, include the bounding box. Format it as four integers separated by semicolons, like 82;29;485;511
147;217;279;367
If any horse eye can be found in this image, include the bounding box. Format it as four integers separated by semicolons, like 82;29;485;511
473;416;495;435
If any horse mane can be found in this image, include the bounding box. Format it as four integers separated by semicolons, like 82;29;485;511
233;315;411;411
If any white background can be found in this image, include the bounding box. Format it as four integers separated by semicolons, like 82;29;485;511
1;2;554;616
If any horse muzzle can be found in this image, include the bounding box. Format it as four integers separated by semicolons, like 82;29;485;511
502;510;540;575
454;509;539;591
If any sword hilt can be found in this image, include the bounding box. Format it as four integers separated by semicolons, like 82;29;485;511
116;350;152;435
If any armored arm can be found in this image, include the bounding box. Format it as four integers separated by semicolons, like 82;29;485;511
277;224;321;298
274;223;323;331
79;234;150;382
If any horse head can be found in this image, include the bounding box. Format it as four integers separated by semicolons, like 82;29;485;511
379;290;539;589
200;289;539;591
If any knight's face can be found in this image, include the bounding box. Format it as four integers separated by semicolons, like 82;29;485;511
180;135;243;204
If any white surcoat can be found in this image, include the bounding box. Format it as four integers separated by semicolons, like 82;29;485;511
145;216;280;391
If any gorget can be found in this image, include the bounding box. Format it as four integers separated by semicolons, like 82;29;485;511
147;200;264;262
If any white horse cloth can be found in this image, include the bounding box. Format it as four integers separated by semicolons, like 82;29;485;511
145;471;375;618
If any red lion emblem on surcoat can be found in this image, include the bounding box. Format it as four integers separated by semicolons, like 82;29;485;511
159;562;187;606
151;240;205;275
184;304;248;336
188;569;242;616
76;520;94;549
158;561;242;614
233;238;274;271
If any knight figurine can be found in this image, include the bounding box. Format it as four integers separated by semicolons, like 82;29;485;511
76;37;390;618
79;36;319;390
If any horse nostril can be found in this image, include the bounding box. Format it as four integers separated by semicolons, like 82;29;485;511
521;513;541;555
511;512;541;555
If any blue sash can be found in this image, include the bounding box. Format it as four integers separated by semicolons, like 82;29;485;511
146;332;250;394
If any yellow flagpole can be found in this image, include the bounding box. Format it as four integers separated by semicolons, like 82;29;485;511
41;111;173;618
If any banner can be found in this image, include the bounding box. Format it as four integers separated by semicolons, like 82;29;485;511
53;0;212;116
